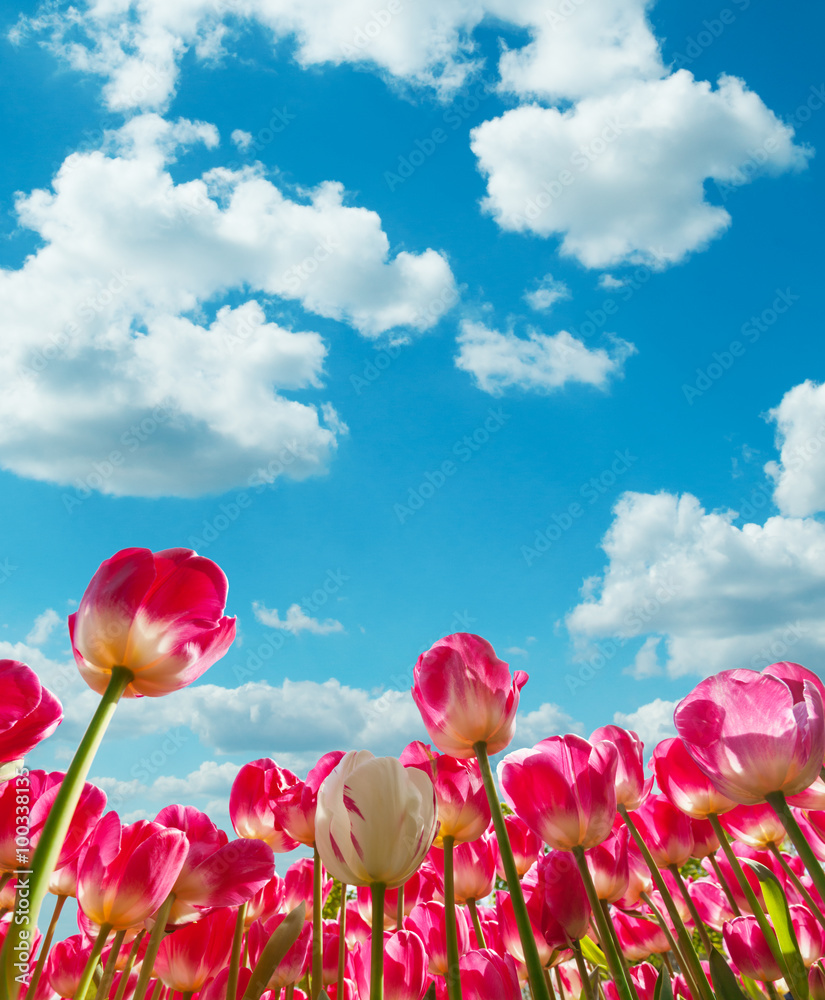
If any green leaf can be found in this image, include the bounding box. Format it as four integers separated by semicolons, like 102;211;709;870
709;945;749;1000
424;984;437;1000
739;974;767;1000
743;859;809;1000
654;967;674;1000
580;936;609;972
241;901;307;1000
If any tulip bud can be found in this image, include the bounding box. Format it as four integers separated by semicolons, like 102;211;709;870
724;914;784;981
590;725;651;810
0;660;62;764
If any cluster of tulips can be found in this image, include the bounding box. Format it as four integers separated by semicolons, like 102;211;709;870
2;549;825;1000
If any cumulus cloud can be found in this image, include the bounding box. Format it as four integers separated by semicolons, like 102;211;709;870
613;698;677;753
253;601;344;635
516;702;584;746
765;380;825;517
471;72;810;268
565;491;825;678
455;321;635;394
523;273;571;313
25;609;62;646
0;114;455;497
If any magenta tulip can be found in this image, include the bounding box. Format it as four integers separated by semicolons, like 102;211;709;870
689;817;719;859
248;913;312;990
412;633;528;758
426;833;497;904
612;908;671;960
499;735;618;850
674;669;825;804
533;850;591;944
271;750;345;848
649;738;737;818
69;547;236;697
590;725;651;810
630;795;694;868
154;906;235;990
401;742;491;845
792;903;825;967
585;828;629;902
720;802;788;849
494;815;542;879
46;934;93;998
406;900;470;977
605;963;659;1000
354;930;429;1000
229;758;301;851
724;914;784;980
496;888;555;968
689;878;736;932
458;949;522;1000
0;661;62;766
77;812;188;929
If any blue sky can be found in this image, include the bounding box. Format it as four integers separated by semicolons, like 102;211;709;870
2;0;824;865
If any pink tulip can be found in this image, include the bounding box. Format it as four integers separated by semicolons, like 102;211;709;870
273;751;346;847
616;833;654;907
246;873;286;926
702;843;767;914
690;818;719;859
77;812;188;929
401;742;491;844
590;725;652;810
649;738;737;818
629;795;694;868
458;949;522;1000
720;802;788;849
46;934;92;998
585;828;629;902
154;804;275;924
811;963;825;1000
612;908;671;960
674;669;825;804
321;919;353;985
494;815;542;879
426;833;497;904
284;858;332;922
689;878;737;932
344;900;372;946
763;661;825;708
532;851;591;945
248;913;312;989
605;963;659;1000
499;735;618;850
199;967;253;1000
406;900;470;977
230;758;301;851
154;906;235;990
724;914;784;981
0;771;105;872
49;855;80;898
0;660;62;764
69;547;236;697
792;904;825;967
354;930;430;1000
411;633;528;758
788;775;825;810
358;870;438;927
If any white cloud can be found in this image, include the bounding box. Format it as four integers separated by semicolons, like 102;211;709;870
516;702;584;747
613;698;676;753
765;380;825;517
505;646;529;657
455;321;635;395
253;602;344;635
231;129;254;151
25;609;62;646
598;274;626;290
0;114;455;497
566;491;825;678
471;71;810;268
523;273;571;312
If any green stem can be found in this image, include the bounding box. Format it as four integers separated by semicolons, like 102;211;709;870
708;814;786;974
75;923;112;1000
641;891;703;1000
113;930;146;1000
474;741;551;1000
544;968;557;1000
668;863;713;956
1;667;132;999
370;883;386;1000
766;791;825;905
467;898;486;949
149;980;164;1000
572;847;636;1000
767;842;825;929
396;884;404;931
599;899;632;986
338;883;347;998
710;853;742;916
226;902;248;1000
443;837;463;1000
312;846;322;1000
620;805;714;1000
132;892;176;1000
94;927;126;1000
26;893;67;999
572;940;596;1000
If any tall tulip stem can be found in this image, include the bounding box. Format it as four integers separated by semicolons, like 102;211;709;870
312;846;323;1000
572;847;636;1000
226;902;248;1000
474;741;551;1000
26;893;66;1000
668;863;713;955
765;792;825;904
619;806;714;1000
75;922;112;1000
338;883;348;997
94;927;126;1000
370;882;386;1000
467;899;486;949
572;940;596;1000
1;666;133;1000
132;891;176;1000
443;836;464;1000
767;842;825;929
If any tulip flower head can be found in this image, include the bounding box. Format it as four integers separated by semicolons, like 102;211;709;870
674;668;825;804
649;738;738;818
69;547;236;697
590;725;651;810
724;914;784;981
230;757;301;851
0;659;62;766
412;633;528;758
315;750;437;888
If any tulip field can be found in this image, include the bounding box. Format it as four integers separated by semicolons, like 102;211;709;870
4;547;825;1000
